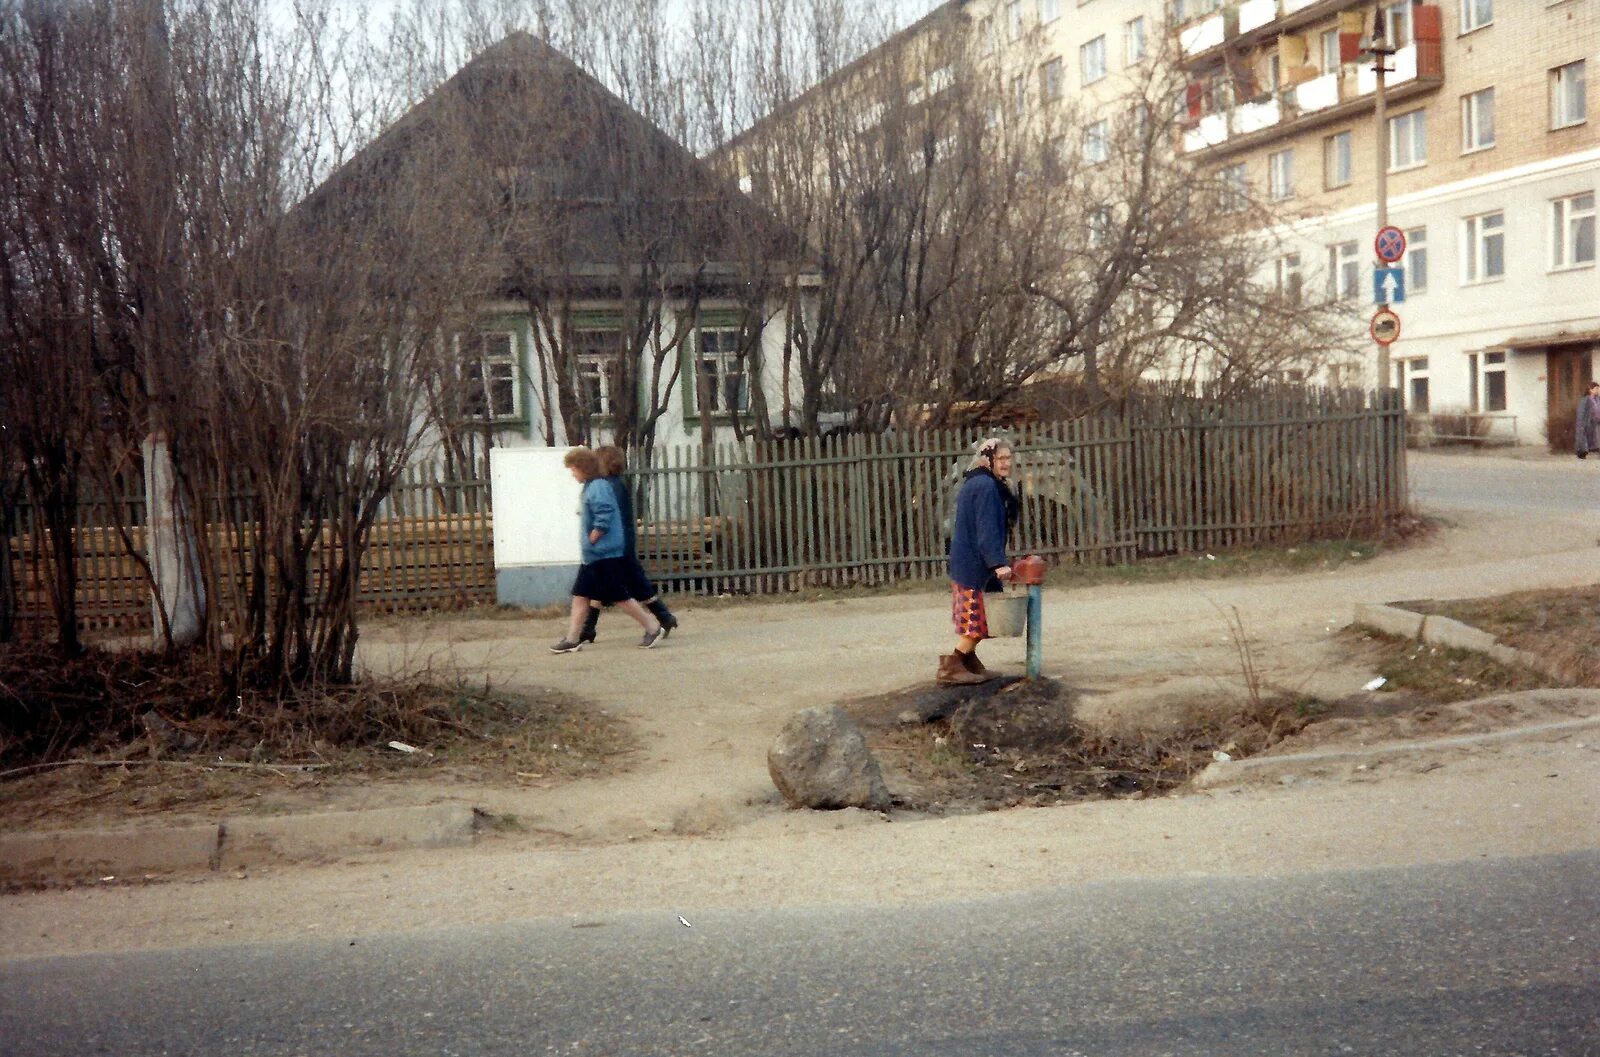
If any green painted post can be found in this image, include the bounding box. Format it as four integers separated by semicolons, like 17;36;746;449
1026;583;1042;680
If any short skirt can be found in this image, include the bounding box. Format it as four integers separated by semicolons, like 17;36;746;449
950;583;989;640
572;557;634;604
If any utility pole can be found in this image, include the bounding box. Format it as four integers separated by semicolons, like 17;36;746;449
1370;2;1394;390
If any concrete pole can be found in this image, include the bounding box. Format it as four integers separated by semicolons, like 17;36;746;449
1371;3;1392;391
143;433;204;645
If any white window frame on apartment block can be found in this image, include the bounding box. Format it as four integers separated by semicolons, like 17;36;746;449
1274;252;1303;305
1388;108;1427;171
1084;118;1110;164
1461;210;1506;284
1012;72;1028;116
1324;130;1353;188
1460;0;1492;34
1007;0;1025;42
1461;87;1495;153
1220;163;1248;212
1328;240;1361;299
1551;191;1596;270
1268;149;1294;201
1404;225;1428;293
1319;29;1340;74
458;330;522;421
1124;17;1146;66
1037;0;1060;26
1088;207;1113;249
1384;2;1413;48
1550;60;1587;130
1081;36;1107;87
1468;351;1507;413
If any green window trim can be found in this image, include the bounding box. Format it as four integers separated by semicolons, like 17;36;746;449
463;316;531;427
680;310;758;424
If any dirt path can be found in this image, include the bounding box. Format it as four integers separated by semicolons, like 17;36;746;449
345;498;1600;844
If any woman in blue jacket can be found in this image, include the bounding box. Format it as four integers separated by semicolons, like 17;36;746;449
550;447;665;653
574;445;679;644
940;438;1019;685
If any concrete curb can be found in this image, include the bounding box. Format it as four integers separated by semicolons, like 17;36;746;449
0;804;479;885
1352;603;1567;681
1192;714;1600;790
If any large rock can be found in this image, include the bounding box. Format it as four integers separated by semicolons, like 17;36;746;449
768;705;892;811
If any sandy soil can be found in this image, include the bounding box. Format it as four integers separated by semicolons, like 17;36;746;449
3;460;1598;957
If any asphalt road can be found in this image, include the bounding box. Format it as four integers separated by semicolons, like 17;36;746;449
3;852;1595;1057
1410;451;1600;514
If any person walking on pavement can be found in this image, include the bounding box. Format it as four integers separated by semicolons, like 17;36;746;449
550;447;664;653
576;445;679;644
939;437;1020;686
1576;382;1599;459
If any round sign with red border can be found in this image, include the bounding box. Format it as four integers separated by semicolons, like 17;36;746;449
1374;225;1407;264
1370;307;1401;345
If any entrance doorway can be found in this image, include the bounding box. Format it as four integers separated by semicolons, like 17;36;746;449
1546;345;1595;451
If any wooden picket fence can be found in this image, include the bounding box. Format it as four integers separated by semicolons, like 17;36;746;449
5;388;1405;634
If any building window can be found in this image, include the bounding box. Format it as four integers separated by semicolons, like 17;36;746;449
1552;192;1596;269
1388;108;1427;170
1084;119;1110;164
693;326;749;415
1470;351;1507;413
1403;357;1430;413
1088;207;1113;248
1328;240;1360;299
1011;73;1028;116
1124;17;1147;65
1460;0;1492;34
1220;163;1248;211
1081;36;1107;86
460;330;520;420
1274;252;1303;305
1040;57;1063;103
1037;0;1060;25
1462;210;1505;283
573;328;623;417
1461;88;1495;152
1384;2;1413;48
978;17;995;56
1405;226;1428;293
1007;0;1025;41
1320;30;1340;74
1268;149;1294;201
1324;131;1353;188
1551;61;1587;130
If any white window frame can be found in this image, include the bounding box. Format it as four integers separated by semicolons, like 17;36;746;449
1460;0;1492;34
1384;2;1413;48
1319;30;1341;74
1081;35;1107;86
1124;17;1147;65
1328;240;1360;299
1274;252;1303;305
1461;87;1495;153
1220;163;1248;212
1551;191;1596;270
1471;350;1507;413
1551;61;1587;130
1461;210;1506;284
1084;118;1110;164
1401;356;1430;413
978;16;995;56
572;327;624;418
1268;149;1294;201
1088;206;1113;248
459;330;521;421
1388;108;1427;171
692;325;750;416
1037;0;1060;25
1007;0;1025;42
1404;225;1428;293
1324;130;1353;188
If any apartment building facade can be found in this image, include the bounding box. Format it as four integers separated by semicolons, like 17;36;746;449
1174;0;1599;447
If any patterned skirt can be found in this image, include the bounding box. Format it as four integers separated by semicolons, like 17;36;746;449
950;583;989;640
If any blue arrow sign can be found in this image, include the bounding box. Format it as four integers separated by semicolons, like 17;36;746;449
1374;267;1405;304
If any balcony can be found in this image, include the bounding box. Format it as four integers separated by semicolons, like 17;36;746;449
1177;0;1355;68
1178;42;1443;157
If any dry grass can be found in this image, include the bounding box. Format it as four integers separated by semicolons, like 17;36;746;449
1399;585;1600;687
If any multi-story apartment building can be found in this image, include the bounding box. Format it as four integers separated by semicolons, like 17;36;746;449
1174;0;1598;447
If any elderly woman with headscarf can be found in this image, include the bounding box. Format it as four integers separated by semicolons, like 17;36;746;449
1576;382;1599;459
939;437;1020;686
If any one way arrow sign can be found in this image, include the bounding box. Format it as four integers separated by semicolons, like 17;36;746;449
1373;267;1405;304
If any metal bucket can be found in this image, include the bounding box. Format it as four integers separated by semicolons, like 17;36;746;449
985;591;1027;638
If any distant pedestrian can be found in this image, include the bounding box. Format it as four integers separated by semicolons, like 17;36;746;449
576;445;679;644
1576;382;1599;459
938;437;1020;686
550;447;664;653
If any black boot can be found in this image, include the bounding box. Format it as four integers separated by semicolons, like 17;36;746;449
579;606;600;644
646;597;678;637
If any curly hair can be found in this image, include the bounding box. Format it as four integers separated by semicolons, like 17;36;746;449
594;444;627;477
563;446;601;480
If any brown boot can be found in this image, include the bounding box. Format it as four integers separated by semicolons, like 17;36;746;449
960;649;995;681
937;652;987;686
